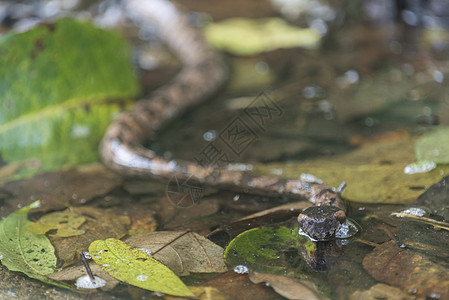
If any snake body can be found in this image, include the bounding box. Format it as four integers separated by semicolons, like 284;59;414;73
100;0;349;240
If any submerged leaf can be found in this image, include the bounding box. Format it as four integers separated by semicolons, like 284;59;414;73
89;238;194;297
0;201;61;286
224;226;301;272
363;240;449;298
50;206;130;265
205;18;320;55
27;210;86;237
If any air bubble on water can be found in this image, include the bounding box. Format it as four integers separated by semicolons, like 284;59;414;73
136;247;152;257
203;130;217;141
404;161;436;174
227;163;253;171
433;70;444;83
255;61;269;74
343;70;359;85
300;173;323;184
7;291;17;298
233;265;249;274
397;207;427;217
270;168;283;176
136;275;148;282
75;275;106;289
0;253;3;260
335;219;358;239
233;194;240;201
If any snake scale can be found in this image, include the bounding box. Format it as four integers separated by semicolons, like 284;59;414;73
100;0;349;240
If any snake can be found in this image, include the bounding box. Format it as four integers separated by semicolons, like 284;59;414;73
100;0;353;240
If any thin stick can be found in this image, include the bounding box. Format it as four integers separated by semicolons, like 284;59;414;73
79;252;95;283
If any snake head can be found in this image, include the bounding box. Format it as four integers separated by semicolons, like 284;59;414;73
297;206;346;241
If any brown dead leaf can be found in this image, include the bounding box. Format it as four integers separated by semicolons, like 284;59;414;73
200;270;282;300
249;271;327;300
349;283;423;300
1;163;122;217
363;240;449;298
125;231;227;276
51;206;130;264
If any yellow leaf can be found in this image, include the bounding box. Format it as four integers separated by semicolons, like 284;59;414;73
27;211;85;237
89;238;194;297
205;18;320;55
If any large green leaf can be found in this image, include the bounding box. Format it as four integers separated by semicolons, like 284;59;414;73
89;238;194;297
0;201;62;286
0;19;138;173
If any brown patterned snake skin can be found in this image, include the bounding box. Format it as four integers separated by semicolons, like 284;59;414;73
100;0;348;240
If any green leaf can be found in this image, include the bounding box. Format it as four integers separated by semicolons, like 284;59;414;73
89;238;194;297
0;19;138;174
26;210;86;237
0;201;60;285
224;226;304;272
415;127;449;164
205;18;321;55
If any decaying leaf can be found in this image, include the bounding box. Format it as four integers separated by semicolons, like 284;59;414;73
89;238;194;297
125;231;227;276
50;206;130;264
27;210;86;237
0;201;63;287
349;283;420;300
363;240;449;298
249;271;326;300
199;270;282;300
205;18;320;55
1;163;122;217
254;137;449;204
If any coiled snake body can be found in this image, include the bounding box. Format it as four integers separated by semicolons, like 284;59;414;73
100;0;349;240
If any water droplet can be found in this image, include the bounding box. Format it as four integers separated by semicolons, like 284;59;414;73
233;265;249;274
404;161;436;174
136;275;148;282
203;130;217;141
75;275;106;289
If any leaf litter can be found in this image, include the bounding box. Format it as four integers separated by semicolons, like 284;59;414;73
49;206;130;265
